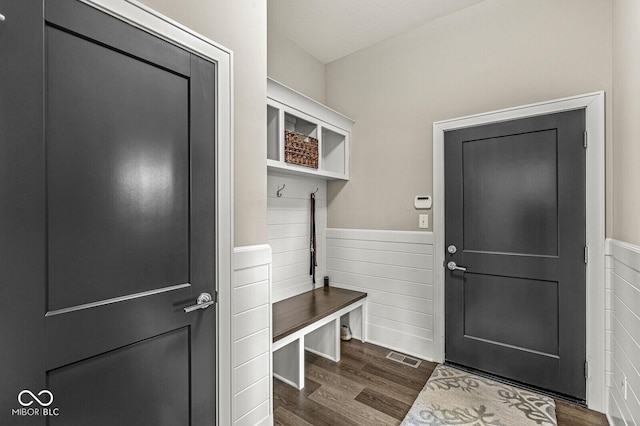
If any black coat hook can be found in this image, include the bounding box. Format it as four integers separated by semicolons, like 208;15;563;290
277;184;285;198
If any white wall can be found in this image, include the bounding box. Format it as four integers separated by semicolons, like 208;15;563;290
267;172;327;302
325;0;612;234
606;239;640;426
232;245;272;426
326;229;434;360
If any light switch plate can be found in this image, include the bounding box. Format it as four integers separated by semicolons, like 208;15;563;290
419;214;429;229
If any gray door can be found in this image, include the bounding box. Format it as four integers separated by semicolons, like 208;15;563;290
444;110;586;401
0;0;216;424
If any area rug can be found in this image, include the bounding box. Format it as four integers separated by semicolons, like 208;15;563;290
401;364;557;426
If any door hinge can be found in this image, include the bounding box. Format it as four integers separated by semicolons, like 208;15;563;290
584;246;589;264
585;361;589;379
584;131;588;148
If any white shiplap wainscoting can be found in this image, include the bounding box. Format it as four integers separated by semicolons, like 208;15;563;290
268;172;327;302
606;239;640;426
232;245;272;426
326;228;434;360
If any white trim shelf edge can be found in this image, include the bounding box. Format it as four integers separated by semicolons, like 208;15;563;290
267;78;354;131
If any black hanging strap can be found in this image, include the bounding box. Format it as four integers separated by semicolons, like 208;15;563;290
310;192;317;283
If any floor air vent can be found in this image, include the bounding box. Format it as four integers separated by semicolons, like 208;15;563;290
385;351;421;368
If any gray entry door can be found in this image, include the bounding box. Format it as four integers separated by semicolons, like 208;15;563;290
444;110;586;401
0;0;216;424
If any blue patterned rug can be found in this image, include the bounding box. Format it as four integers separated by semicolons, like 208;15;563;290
401;364;557;425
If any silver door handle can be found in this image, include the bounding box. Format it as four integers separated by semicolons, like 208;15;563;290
0;13;5;22
184;292;215;313
447;261;467;272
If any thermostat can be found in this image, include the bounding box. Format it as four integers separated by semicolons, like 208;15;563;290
414;196;432;209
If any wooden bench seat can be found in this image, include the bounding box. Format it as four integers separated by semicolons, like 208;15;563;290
272;286;367;389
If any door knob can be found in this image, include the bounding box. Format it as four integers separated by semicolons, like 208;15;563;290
184;292;215;313
447;245;457;254
447;261;467;272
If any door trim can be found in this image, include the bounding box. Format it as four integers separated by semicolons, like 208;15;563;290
76;1;234;424
433;92;605;411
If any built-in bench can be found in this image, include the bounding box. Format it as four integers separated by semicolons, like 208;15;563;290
272;286;367;389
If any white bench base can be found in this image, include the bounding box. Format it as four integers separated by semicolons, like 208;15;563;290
272;298;367;390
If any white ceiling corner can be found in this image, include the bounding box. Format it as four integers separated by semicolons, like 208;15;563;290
268;0;485;64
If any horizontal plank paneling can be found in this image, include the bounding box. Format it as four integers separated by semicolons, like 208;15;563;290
234;304;270;341
272;282;315;304
272;249;309;266
233;245;272;425
367;315;433;340
235;400;271;426
610;259;640;317
273;260;313;283
328;258;431;285
234;329;270;369
267;209;307;225
233;376;270;422
268;172;327;303
368;324;433;360
268;223;310;240
235;265;269;288
327;228;433;245
367;302;433;330
328;270;433;299
327;237;433;255
335;283;432;314
327;228;434;360
234;352;270;395
609;336;640;419
233;280;269;314
329;246;432;268
605;238;640;426
609;290;640;352
269;236;310;254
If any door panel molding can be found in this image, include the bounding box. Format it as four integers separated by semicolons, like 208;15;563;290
433;92;605;411
62;0;234;423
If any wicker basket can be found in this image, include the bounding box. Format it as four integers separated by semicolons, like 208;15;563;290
285;130;318;169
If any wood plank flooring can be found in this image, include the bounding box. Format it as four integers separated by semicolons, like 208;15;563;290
273;340;609;426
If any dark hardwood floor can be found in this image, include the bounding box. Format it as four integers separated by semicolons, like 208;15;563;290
273;340;609;426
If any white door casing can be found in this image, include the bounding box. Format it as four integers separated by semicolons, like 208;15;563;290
433;92;605;412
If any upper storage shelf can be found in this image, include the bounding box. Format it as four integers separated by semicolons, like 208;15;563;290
267;78;354;180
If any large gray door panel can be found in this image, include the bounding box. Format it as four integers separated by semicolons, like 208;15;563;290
1;0;217;424
444;110;586;401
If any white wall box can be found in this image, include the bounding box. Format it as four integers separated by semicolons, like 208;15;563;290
267;78;354;180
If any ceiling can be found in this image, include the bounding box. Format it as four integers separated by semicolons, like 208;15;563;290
268;0;485;64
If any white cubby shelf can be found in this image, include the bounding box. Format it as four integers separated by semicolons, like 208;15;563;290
267;78;354;180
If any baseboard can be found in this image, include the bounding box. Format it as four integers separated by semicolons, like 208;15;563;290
272;372;299;390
